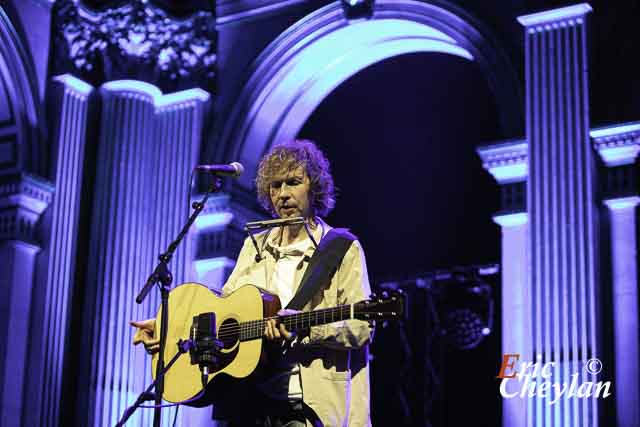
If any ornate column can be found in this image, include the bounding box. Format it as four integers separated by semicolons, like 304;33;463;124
0;174;52;426
21;74;97;427
77;81;209;427
592;122;640;427
478;139;529;427
518;4;599;427
152;88;211;290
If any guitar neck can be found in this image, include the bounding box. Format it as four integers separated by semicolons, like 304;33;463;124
239;305;353;341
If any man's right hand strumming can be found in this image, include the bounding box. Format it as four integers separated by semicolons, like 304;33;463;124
130;319;159;355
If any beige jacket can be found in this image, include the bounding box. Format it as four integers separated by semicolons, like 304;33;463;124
222;220;373;427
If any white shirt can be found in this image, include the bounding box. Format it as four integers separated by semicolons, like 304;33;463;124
262;236;315;401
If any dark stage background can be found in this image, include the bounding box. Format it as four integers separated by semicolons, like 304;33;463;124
299;51;503;426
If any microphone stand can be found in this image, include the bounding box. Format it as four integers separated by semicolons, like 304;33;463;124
115;339;194;427
134;176;223;427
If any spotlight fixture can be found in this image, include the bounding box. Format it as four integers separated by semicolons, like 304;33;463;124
376;265;497;350
439;271;494;350
443;307;489;350
341;0;375;20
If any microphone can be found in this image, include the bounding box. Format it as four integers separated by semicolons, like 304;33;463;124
244;216;306;231
196;162;244;177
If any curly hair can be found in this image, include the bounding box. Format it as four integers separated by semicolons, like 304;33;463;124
255;139;336;217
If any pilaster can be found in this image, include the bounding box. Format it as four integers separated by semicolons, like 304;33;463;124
24;74;96;427
77;80;210;426
478;139;529;427
593;122;640;427
0;173;52;426
518;4;597;426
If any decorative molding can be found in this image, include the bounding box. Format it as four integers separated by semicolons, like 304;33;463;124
51;0;217;93
517;3;592;28
604;196;640;211
476;139;528;184
0;173;54;210
591;121;640;167
479;120;640;184
492;212;528;228
100;79;211;109
216;0;307;26
52;74;94;97
591;121;640;138
0;173;53;243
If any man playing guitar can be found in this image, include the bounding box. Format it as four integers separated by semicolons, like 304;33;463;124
131;140;373;426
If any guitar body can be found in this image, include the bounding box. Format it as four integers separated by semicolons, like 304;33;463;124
151;283;281;406
148;282;404;407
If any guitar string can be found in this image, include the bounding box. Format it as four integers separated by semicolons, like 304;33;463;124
194;298;394;340
213;306;353;340
202;296;398;341
216;307;351;339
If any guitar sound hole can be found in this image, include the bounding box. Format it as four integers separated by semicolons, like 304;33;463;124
218;319;240;349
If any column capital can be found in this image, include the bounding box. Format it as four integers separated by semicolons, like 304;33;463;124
477;139;528;184
0;173;53;244
193;193;234;233
492;212;528;228
100;80;211;110
517;3;592;29
604;196;640;211
52;74;94;99
591;121;640;167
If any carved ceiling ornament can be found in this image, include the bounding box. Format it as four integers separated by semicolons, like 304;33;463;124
51;0;217;93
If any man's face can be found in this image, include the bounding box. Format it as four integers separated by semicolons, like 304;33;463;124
269;166;312;219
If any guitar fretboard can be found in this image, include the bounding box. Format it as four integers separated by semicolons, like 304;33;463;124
239;305;352;341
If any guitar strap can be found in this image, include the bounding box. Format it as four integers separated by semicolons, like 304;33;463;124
211;229;356;423
285;228;357;311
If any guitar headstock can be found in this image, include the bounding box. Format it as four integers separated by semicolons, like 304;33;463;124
354;290;405;321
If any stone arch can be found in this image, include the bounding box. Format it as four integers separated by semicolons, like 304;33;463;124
218;0;523;190
0;7;43;176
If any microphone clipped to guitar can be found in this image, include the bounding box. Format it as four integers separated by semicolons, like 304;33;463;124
189;312;225;388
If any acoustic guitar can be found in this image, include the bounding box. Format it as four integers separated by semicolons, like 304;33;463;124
150;283;404;406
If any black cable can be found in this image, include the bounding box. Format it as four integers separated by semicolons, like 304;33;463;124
172;405;179;427
188;168;196;217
